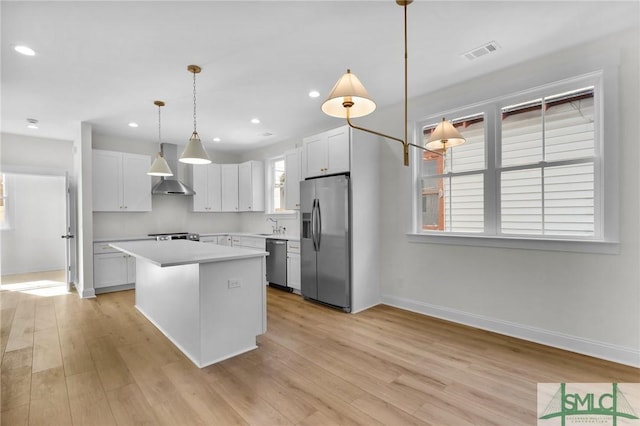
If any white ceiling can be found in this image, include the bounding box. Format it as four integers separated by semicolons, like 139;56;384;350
2;1;638;153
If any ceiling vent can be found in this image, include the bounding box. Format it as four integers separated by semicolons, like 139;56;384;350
462;41;500;61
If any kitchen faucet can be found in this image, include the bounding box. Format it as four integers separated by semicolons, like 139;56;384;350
266;217;285;235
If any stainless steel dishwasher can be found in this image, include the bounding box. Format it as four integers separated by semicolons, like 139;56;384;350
266;239;290;291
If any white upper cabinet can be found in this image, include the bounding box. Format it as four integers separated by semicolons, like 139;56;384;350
238;160;264;212
92;149;151;212
220;164;239;212
303;125;350;178
192;163;222;212
284;148;302;210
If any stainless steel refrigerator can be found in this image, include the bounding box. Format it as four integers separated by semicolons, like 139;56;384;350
300;174;351;312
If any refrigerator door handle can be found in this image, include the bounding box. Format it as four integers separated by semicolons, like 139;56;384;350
311;198;318;251
316;199;322;250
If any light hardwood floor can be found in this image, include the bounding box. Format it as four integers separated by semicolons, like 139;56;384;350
1;286;638;425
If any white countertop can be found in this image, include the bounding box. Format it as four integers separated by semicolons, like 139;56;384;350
110;240;268;268
200;232;299;241
96;232;299;244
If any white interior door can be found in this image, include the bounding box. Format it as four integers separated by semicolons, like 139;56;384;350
63;174;77;291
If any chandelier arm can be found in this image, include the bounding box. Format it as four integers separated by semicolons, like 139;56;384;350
407;142;443;157
345;113;404;146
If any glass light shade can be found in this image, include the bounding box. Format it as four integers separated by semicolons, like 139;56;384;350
425;118;466;151
179;132;211;164
321;69;376;119
147;153;173;176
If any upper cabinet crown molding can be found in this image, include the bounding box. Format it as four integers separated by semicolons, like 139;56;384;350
92;149;151;212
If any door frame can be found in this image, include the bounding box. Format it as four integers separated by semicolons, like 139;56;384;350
1;166;75;289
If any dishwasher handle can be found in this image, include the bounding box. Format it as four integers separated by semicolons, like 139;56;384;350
268;240;286;245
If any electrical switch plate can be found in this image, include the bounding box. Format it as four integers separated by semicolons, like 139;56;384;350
228;279;241;289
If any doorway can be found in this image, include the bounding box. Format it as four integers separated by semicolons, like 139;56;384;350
0;173;71;295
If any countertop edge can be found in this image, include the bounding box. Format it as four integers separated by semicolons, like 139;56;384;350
109;242;268;268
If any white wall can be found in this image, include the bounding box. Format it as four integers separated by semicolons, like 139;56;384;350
1;174;66;275
1;133;73;172
376;28;639;366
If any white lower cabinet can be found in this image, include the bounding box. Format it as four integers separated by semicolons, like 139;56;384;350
93;242;136;293
231;235;265;250
199;236;219;244
287;240;300;292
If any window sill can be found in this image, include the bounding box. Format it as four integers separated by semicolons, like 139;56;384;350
265;211;298;220
406;233;619;254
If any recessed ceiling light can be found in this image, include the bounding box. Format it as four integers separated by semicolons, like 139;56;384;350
309;90;320;98
26;118;38;129
128;122;139;128
213;137;221;142
251;118;260;124
14;45;36;56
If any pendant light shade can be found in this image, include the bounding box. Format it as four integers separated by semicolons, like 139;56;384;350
425;118;466;152
148;155;173;176
147;100;174;177
179;64;211;165
181;131;211;164
321;69;376;119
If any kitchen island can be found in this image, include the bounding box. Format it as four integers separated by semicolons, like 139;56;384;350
109;240;268;368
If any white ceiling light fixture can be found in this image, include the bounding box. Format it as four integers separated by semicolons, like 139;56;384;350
14;45;36;56
128;122;139;128
26;118;38;129
309;90;320;98
321;0;465;166
179;65;211;165
147;100;173;177
213;137;221;142
251;118;260;124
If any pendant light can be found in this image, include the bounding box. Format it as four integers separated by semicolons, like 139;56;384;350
425;118;466;155
147;100;173;176
180;65;211;164
321;0;465;166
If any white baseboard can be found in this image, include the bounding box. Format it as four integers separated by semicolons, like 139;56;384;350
80;286;96;298
380;294;640;368
1;265;66;276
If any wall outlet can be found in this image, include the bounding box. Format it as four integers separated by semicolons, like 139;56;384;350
228;279;241;289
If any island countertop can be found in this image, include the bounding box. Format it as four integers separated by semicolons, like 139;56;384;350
110;240;268;268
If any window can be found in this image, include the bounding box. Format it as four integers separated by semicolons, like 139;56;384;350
266;156;293;215
413;74;609;250
0;174;13;230
0;174;6;225
421;114;486;232
500;88;595;237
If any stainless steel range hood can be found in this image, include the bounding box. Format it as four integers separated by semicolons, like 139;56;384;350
152;143;196;195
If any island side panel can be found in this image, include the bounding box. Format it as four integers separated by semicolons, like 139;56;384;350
135;260;202;364
198;256;266;366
